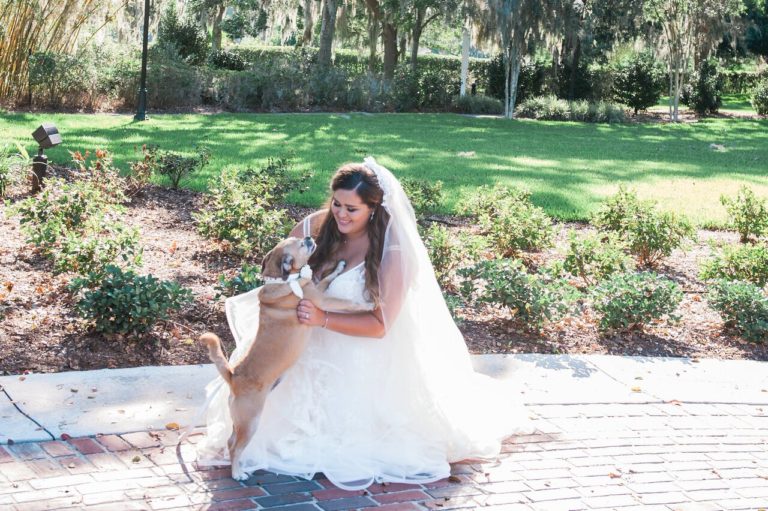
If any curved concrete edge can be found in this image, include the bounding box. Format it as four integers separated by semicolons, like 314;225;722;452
1;355;766;444
0;365;218;443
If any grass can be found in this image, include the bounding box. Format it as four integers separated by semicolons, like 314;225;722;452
653;94;757;114
1;112;767;227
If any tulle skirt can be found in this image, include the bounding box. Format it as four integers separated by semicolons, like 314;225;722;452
196;285;530;490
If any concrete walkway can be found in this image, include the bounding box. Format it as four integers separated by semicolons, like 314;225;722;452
1;354;767;510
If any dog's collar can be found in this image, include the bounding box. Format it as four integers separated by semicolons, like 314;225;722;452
263;265;313;299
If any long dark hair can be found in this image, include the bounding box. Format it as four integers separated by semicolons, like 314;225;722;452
308;163;390;305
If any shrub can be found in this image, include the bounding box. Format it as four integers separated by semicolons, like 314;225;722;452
611;51;665;114
685;59;724;115
461;185;554;256
126;145;160;197
236;156;314;204
563;230;634;286
752;78;768;115
70;149;126;203
73;265;192;336
459;258;580;329
156;146;211;189
591;272;683;332
9;178;116;248
147;45;204;109
0;143;30;198
215;263;264;299
52;215;142;276
401;178;444;218
422;224;486;291
720;186;768;243
209;50;246;71
193;167;291;256
593;187;695;267
708;279;768;343
516;95;626;123
700;243;768;287
451;94;504;115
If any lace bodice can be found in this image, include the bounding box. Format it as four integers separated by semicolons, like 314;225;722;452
324;263;369;305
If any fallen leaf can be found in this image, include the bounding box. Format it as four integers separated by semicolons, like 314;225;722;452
666;400;683;406
67;462;76;468
447;475;461;483
608;472;622;479
165;422;180;431
168;240;178;255
70;388;78;393
131;455;141;463
61;433;71;441
631;387;642;392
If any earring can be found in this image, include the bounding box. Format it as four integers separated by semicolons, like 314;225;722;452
369;212;375;222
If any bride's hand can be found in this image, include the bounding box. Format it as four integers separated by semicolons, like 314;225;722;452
297;299;323;327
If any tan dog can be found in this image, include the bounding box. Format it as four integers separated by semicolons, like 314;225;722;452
200;236;373;480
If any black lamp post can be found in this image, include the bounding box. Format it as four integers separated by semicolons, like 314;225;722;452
134;0;150;121
30;123;62;193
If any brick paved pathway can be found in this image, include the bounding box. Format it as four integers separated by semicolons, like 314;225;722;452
1;400;767;510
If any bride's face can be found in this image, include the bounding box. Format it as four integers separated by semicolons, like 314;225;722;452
331;188;372;237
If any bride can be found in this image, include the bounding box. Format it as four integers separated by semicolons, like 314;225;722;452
197;157;529;490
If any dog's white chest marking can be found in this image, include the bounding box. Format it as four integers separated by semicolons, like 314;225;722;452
264;265;313;299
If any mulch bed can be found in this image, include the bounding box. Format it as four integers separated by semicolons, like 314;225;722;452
1;180;766;376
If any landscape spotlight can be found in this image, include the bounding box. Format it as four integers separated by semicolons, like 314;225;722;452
30;123;61;193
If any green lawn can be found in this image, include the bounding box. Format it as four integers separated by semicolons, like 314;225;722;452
2;112;767;227
653;94;757;114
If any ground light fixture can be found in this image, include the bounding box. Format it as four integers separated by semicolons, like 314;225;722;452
30;123;61;193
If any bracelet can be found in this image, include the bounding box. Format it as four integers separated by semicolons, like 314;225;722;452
323;311;329;329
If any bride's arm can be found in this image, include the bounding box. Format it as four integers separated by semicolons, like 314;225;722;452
324;308;386;338
297;300;385;338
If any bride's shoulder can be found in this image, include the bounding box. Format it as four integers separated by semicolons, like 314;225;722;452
289;209;328;238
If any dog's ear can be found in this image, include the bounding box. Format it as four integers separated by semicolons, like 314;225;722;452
281;253;294;280
261;246;283;278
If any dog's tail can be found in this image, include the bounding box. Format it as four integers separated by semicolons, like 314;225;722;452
200;332;232;386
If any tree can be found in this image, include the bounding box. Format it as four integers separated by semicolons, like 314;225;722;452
745;0;768;60
644;0;744;122
558;0;645;101
318;0;341;67
476;0;563;119
612;51;665;114
365;0;400;80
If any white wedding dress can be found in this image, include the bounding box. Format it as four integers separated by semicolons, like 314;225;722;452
197;157;530;490
197;262;529;490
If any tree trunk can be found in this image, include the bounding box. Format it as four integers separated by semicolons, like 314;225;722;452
382;21;398;81
368;15;378;73
411;7;425;72
302;0;313;45
460;22;470;96
211;4;226;52
568;38;581;101
504;44;521;119
318;0;338;68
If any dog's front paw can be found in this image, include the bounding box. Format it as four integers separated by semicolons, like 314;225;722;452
231;467;248;481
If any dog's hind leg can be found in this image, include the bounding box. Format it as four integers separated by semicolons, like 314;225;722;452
228;390;269;481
